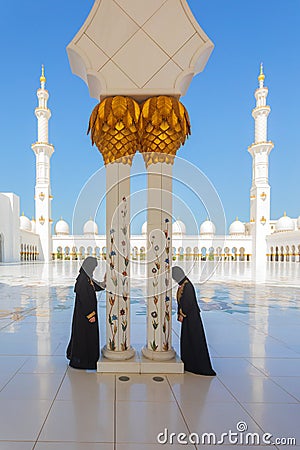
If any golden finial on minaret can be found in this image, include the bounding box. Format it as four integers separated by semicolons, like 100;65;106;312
258;62;265;83
40;64;46;85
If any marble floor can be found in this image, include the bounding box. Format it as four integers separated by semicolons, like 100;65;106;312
0;261;299;449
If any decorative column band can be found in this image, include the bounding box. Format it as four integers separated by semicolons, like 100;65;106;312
87;95;191;165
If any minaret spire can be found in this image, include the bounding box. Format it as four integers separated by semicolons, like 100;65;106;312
248;64;274;267
258;62;265;88
40;64;46;89
31;67;54;261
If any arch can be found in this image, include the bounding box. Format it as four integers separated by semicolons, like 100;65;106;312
193;246;199;261
178;247;184;261
86;246;92;257
201;247;207;261
95;246;101;259
216;246;222;261
102;246;107;260
224;246;230;261
186;246;192;261
140;246;145;261
208;247;214;261
20;243;23;261
270;246;274;262
280;246;284;262
232;247;237;261
132;246;138;260
71;246;78;260
79;246;85;259
57;246;63;260
291;245;296;262
64;246;70;260
239;247;245;261
172;247;177;261
286;245;290;262
275;246;279;262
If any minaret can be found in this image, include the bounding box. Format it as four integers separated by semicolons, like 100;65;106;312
31;66;54;261
248;64;274;265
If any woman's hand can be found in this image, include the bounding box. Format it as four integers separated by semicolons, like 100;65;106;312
89;317;96;323
177;315;183;323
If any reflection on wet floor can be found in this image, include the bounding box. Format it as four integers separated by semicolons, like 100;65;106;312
0;261;299;448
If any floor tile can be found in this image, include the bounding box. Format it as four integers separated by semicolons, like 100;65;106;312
0;399;51;440
178;401;264;437
167;372;236;403
271;376;300;401
116;400;189;444
56;370;114;402
0;443;34;450
244;403;300;444
220;374;298;403
248;358;300;377
38;399;114;442
35;443;114;450
0;373;64;400
19;356;68;374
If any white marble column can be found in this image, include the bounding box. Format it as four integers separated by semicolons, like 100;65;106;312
142;161;176;360
102;161;135;360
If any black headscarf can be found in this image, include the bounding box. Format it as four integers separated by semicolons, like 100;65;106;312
172;266;186;284
80;256;98;278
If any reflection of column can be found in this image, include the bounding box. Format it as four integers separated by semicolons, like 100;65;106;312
142;161;175;360
249;285;269;400
139;96;190;361
103;161;135;360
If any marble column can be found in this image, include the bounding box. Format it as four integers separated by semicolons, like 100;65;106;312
142;160;176;361
102;159;135;360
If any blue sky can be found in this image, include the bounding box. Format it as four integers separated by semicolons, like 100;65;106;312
0;1;299;234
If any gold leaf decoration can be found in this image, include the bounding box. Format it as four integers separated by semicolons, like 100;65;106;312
139;96;191;167
87;95;191;166
87;96;140;165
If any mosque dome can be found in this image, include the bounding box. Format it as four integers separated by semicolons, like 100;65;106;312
55;218;70;235
31;219;36;234
297;216;300;230
142;221;147;235
200;219;216;235
19;213;32;232
83;219;98;235
275;213;295;233
172;220;186;235
229;218;245;235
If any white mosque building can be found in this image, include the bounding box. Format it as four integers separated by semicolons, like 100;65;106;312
0;65;299;264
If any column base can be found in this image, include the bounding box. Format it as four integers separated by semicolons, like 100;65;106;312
101;345;136;361
97;350;183;373
141;346;176;361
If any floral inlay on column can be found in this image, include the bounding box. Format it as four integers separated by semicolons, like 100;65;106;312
108;294;117;351
120;196;129;351
162;218;171;351
149;217;172;352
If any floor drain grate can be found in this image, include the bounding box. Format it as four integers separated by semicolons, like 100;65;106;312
118;376;130;382
153;376;164;382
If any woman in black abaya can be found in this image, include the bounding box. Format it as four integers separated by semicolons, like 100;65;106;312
67;257;106;370
172;266;216;376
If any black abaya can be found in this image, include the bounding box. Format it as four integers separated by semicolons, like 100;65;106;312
177;277;216;376
66;270;104;370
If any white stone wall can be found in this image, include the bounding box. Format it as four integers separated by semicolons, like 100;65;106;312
0;193;20;262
